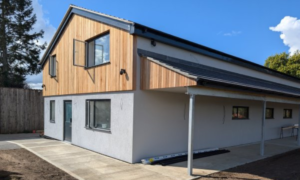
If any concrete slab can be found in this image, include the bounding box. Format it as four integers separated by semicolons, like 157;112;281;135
0;141;21;150
9;136;299;180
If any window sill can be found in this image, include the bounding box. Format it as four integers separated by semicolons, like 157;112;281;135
50;120;55;123
283;118;293;119
85;127;111;133
232;118;249;120
85;62;110;69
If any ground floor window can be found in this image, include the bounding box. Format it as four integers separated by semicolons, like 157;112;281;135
86;99;111;130
232;106;249;120
283;109;292;119
50;100;55;123
266;108;274;119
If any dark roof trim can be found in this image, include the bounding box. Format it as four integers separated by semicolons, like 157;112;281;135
138;49;300;98
39;5;134;67
133;23;300;83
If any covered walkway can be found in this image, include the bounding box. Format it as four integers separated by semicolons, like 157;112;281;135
7;135;299;180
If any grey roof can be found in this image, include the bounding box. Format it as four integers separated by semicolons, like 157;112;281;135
40;5;300;84
138;49;300;98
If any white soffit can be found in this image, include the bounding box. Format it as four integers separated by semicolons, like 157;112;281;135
187;86;300;104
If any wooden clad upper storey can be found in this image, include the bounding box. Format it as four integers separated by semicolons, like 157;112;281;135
42;14;135;96
140;57;196;90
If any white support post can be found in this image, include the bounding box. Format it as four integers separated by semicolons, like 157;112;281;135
298;104;300;146
260;100;266;156
188;94;195;176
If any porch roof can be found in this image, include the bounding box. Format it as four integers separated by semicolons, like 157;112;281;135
138;49;300;98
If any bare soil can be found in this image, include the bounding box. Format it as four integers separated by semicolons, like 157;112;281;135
200;149;300;180
0;148;76;180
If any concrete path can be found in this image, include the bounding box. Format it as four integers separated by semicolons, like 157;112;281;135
6;136;299;180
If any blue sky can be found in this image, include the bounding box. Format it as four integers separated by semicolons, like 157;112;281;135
27;0;300;88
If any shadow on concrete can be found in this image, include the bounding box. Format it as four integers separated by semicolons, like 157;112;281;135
147;137;299;179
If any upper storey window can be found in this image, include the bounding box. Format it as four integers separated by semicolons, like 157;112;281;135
73;32;110;68
49;55;56;77
88;33;110;67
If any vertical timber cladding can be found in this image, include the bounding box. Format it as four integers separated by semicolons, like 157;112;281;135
42;14;135;96
140;57;197;90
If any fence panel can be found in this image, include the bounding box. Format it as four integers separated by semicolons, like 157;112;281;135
0;88;44;134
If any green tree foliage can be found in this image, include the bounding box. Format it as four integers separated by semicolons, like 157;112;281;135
264;51;300;78
0;0;46;88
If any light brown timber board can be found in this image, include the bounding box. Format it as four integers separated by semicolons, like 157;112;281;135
141;57;197;90
42;14;134;96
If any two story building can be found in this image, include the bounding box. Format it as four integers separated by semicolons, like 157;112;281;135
40;5;300;175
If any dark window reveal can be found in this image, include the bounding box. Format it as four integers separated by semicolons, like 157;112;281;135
232;106;249;120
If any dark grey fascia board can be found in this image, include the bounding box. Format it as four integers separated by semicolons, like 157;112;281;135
39;7;134;67
133;23;300;83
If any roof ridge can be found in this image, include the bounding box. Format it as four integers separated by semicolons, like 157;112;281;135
69;4;134;24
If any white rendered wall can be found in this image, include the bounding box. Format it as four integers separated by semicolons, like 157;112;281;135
132;91;299;163
137;37;300;88
44;97;64;140
44;92;134;163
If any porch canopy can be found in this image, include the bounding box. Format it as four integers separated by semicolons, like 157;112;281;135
138;49;300;176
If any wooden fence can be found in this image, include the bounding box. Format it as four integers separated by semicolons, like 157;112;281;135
0;88;44;134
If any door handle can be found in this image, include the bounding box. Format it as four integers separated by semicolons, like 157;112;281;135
70;118;72;123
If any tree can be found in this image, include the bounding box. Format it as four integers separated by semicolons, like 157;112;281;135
264;51;300;78
0;0;45;88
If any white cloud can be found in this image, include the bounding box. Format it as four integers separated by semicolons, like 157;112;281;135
27;83;43;90
270;16;300;55
25;0;56;87
222;31;241;36
31;0;56;48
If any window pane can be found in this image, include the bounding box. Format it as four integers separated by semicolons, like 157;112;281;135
94;34;110;65
50;56;56;77
232;107;238;119
94;101;110;130
73;39;86;67
50;101;55;122
232;107;248;119
86;100;111;130
89;101;94;127
284;109;292;118
238;107;248;119
266;108;273;119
